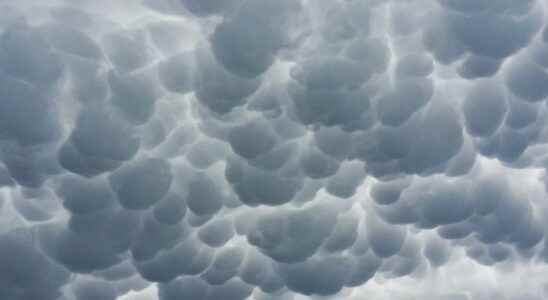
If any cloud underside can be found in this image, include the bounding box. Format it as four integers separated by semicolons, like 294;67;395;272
2;0;548;299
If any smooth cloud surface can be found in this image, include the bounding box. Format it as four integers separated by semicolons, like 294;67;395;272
2;0;548;299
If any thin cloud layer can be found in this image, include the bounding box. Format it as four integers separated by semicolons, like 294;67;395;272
2;0;548;299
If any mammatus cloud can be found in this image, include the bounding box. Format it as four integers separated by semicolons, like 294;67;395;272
2;0;548;299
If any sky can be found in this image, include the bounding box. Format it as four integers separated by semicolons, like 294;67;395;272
2;0;548;299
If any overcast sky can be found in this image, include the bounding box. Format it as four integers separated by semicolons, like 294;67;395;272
2;0;548;299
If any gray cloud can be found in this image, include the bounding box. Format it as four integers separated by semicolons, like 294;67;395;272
2;0;548;299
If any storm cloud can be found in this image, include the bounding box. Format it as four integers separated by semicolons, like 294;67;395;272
2;0;548;299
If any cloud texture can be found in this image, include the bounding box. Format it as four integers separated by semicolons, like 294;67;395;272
2;0;548;299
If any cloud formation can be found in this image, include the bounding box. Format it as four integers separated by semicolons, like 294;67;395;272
2;0;548;299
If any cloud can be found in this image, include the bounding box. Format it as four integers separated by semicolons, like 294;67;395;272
2;0;548;299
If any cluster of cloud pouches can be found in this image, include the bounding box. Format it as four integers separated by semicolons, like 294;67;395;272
4;0;548;299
